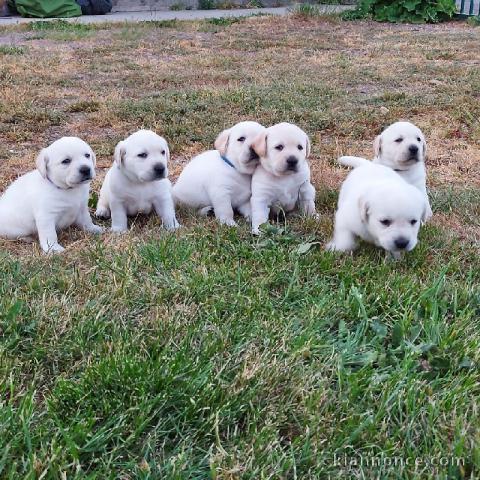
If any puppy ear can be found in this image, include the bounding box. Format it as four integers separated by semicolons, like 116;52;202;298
358;195;370;223
305;134;311;158
373;135;382;157
252;131;268;159
214;128;231;156
114;141;126;167
36;148;48;178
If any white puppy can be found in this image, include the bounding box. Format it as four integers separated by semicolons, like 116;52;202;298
250;122;316;235
0;137;102;253
327;161;428;259
96;130;179;232
172;121;266;226
339;121;432;220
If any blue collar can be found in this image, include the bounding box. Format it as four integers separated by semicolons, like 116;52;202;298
220;155;236;170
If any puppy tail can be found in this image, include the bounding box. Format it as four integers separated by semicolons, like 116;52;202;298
338;156;371;169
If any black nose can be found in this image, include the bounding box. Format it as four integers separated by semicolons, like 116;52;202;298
286;156;298;167
249;147;259;161
409;145;419;154
153;164;165;176
79;165;91;177
394;237;409;250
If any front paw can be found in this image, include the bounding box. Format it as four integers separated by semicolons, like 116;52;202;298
95;206;110;219
111;225;128;234
87;224;104;234
220;218;238;227
165;219;181;231
252;227;261;236
45;243;65;254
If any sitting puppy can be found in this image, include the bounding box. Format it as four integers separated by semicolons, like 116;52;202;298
172;121;265;226
96;130;179;232
250;122;316;235
0;137;102;253
339;121;432;220
327;161;428;259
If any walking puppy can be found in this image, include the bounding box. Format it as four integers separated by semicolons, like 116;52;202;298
250;122;316;235
96;130;179;232
172;121;265;226
327;161;428;259
0;137;102;253
339;121;432;220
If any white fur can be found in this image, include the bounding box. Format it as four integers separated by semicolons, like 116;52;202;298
172;121;266;226
250;122;316;235
96;130;179;232
339;121;432;220
327;162;428;259
0;137;102;253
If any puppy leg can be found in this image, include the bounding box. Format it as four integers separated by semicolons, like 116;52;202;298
76;204;104;234
36;216;64;254
326;213;357;252
237;201;251;220
251;197;270;235
298;181;316;217
210;192;237;227
110;199;129;233
95;187;111;219
154;195;180;231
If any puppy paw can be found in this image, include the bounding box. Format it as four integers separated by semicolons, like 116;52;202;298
165;219;181;231
252;227;261;236
45;244;65;254
198;206;214;217
111;225;128;234
220;218;238;227
87;224;104;234
95;206;111;219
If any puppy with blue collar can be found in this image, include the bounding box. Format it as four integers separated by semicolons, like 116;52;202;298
173;121;266;226
0;137;102;253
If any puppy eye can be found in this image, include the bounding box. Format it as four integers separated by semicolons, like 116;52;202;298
410;219;418;225
416;137;421;142
380;219;392;227
237;136;246;142
297;145;303;151
275;145;284;151
61;158;71;165
161;150;166;155
85;153;91;159
138;152;148;159
394;138;403;143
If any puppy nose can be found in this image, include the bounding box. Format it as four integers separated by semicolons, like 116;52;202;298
394;237;409;250
153;164;165;175
249;147;259;161
79;165;91;177
286;156;298;166
409;145;419;154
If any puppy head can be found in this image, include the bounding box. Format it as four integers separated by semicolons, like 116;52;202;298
252;122;310;177
36;137;96;189
214;121;265;174
115;129;170;182
359;183;426;254
374;121;426;171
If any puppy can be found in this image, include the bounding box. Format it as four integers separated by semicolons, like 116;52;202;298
0;137;102;253
339;121;432;220
326;162;428;259
250;122;316;235
172;121;266;226
96;130;179;232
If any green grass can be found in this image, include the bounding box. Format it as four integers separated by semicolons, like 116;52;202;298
0;222;478;478
0;45;26;55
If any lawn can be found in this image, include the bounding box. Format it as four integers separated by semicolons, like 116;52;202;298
0;13;479;479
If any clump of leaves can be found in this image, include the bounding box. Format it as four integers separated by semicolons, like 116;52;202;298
343;0;456;23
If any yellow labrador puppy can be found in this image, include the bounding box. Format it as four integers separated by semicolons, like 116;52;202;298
327;161;428;259
0;137;102;253
172;121;265;226
250;122;316;235
96;130;179;232
339;121;432;220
